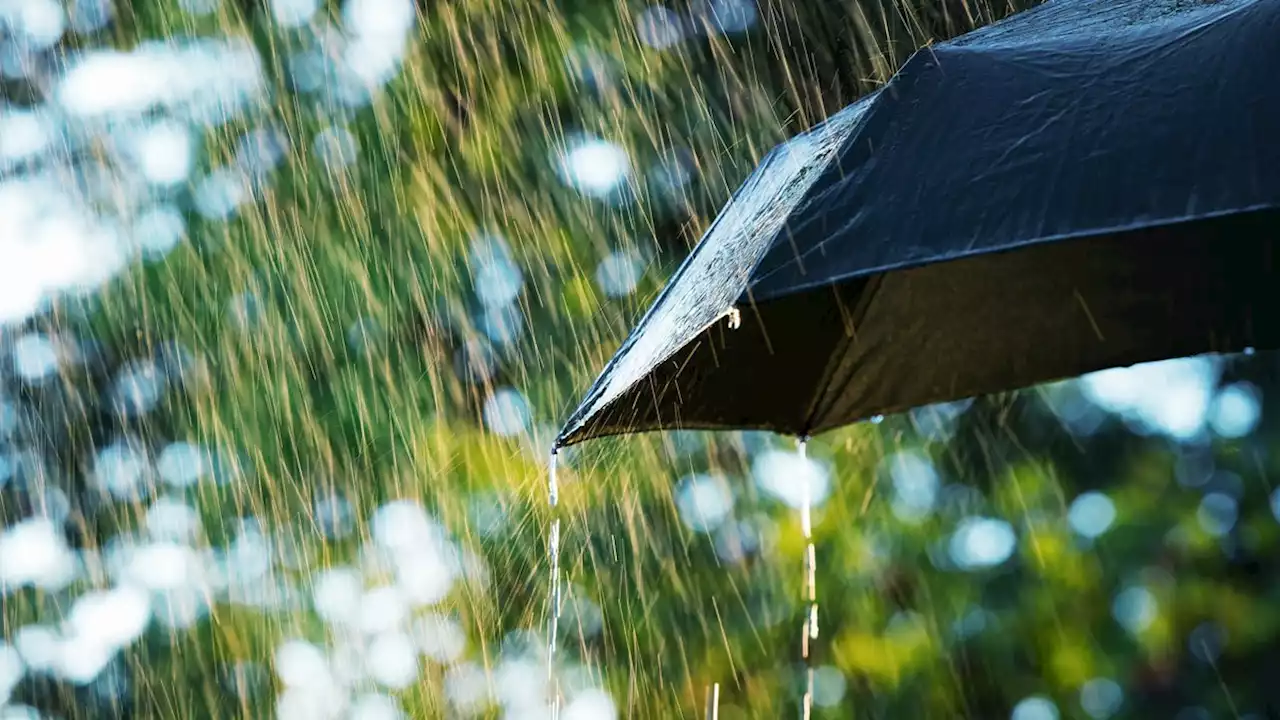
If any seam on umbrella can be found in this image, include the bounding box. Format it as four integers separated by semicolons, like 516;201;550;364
798;274;885;436
746;48;938;295
748;202;1280;305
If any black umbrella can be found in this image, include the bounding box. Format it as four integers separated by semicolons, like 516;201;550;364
555;0;1280;451
545;0;1279;715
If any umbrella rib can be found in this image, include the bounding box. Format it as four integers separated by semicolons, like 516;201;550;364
798;275;886;435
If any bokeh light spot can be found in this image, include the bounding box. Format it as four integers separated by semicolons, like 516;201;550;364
558;136;631;199
674;473;734;532
753;449;830;510
1196;493;1238;537
1079;678;1123;719
1111;586;1157;634
1068;492;1116;539
949;516;1016;570
1012;696;1060;720
887;451;940;522
1209;382;1261;439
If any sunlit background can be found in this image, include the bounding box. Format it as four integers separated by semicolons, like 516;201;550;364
1;0;1277;717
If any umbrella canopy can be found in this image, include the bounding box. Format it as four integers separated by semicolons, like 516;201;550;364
556;0;1280;449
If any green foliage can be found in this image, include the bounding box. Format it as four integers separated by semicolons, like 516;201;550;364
5;0;1278;718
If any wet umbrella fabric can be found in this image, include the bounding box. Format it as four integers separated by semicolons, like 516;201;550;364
556;0;1280;449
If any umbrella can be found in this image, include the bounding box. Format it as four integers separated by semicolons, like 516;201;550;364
555;0;1280;451
545;0;1280;714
